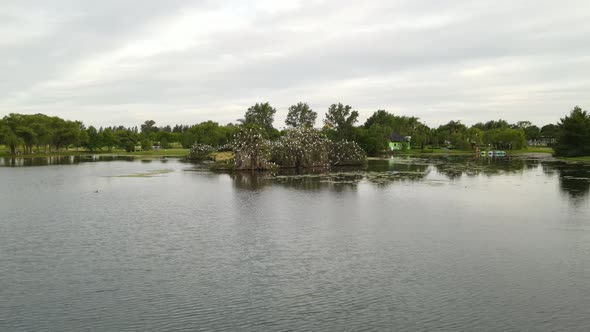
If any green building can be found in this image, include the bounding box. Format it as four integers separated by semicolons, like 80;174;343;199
389;133;411;151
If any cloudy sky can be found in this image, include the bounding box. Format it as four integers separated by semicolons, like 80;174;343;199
1;0;589;128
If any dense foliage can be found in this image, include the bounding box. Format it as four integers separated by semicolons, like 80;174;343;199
0;113;82;154
270;127;331;168
232;127;274;170
1;103;587;159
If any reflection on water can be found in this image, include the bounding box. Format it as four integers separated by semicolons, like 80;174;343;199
0;155;163;167
226;156;590;201
557;163;590;200
2;154;589;200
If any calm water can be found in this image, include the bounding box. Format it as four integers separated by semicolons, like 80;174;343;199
1;156;590;331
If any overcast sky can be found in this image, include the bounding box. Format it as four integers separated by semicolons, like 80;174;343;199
1;0;589;128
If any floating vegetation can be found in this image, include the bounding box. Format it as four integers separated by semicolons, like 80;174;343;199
111;169;174;178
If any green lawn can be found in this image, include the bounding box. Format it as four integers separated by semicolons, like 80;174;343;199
507;147;553;154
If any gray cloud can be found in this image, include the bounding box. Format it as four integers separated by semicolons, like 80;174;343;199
1;0;589;128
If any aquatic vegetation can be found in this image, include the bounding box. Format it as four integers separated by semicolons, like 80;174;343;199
112;169;174;178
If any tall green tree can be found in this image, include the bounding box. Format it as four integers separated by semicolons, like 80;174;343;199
141;120;157;134
0;122;20;155
241;102;277;138
554;106;590;157
101;128;119;152
324;103;358;141
84;126;102;151
285;102;317;128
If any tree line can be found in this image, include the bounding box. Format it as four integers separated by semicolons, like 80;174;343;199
0;103;587;157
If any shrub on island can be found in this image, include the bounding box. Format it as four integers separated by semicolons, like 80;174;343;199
232;127;276;171
270;127;331;168
188;143;215;161
231;127;366;170
329;139;366;166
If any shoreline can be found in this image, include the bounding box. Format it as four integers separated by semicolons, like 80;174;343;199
2;147;590;164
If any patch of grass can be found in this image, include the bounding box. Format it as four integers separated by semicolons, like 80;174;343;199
210;151;233;162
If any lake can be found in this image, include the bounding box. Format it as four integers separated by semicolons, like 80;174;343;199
1;155;590;331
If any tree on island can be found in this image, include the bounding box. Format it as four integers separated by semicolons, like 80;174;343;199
285;102;317;128
240;102;278;138
323;103;359;141
554;106;590;157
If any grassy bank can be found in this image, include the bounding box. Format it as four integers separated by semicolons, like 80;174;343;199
557;156;590;162
0;145;189;158
384;146;553;157
388;148;474;156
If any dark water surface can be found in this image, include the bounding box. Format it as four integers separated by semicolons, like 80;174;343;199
1;156;590;331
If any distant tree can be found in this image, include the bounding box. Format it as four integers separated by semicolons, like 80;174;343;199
482;127;526;150
524;125;540;141
0;121;20;155
513;121;540;141
540;124;560;140
554;106;590;157
364;110;396;128
141;120;157;134
141;138;152;151
355;126;389;156
285;102;317;128
467;127;483;146
85;126;102;151
101;128;119;152
435;120;468;149
473;119;510;131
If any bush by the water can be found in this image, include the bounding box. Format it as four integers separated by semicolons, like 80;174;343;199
270;127;331;168
188;143;215;160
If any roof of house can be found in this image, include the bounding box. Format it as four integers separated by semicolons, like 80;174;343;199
389;132;409;142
